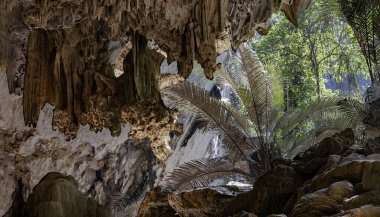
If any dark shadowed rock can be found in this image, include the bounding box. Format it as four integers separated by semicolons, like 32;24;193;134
292;129;355;177
247;165;304;216
233;211;258;217
363;137;380;155
23;172;111;217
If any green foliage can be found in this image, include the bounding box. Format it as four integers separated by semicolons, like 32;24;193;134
321;0;380;82
251;1;368;109
161;46;367;192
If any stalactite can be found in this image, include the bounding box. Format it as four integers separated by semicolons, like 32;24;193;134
10;0;311;134
121;32;161;104
92;0;97;19
23;29;55;126
127;0;131;11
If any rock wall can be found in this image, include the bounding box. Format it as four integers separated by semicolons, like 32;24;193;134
0;69;154;216
0;63;221;217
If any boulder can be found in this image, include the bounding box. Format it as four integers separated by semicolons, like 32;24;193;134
137;187;176;217
344;189;380;210
290;181;354;217
247;165;304;216
303;154;380;194
23;173;111;217
168;186;252;217
292;129;355;177
331;205;380;217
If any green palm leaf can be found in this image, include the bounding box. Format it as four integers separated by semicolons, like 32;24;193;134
279;110;362;158
273;97;340;139
161;81;258;158
239;45;274;140
161;157;253;192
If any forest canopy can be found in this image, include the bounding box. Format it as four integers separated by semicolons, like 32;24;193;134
251;1;370;111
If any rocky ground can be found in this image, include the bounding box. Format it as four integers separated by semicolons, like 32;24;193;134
138;128;380;217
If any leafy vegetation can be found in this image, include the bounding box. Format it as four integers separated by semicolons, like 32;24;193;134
322;0;380;82
161;45;365;192
252;1;369;110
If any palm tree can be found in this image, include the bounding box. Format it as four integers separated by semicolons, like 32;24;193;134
160;45;366;193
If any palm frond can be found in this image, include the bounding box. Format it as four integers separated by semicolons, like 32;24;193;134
215;53;252;109
279;110;361;158
239;44;274;139
112;171;148;211
161;81;258;158
223;50;250;88
273;97;340;139
364;81;380;103
284;129;339;159
161;157;253;192
338;98;369;126
215;64;242;91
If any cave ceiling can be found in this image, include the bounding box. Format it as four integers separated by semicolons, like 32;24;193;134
0;0;311;134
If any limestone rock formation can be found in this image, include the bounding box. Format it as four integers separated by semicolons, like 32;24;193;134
0;76;155;217
21;172;111;217
1;0;312;134
0;1;315;217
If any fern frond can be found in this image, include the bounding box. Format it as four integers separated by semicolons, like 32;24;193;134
161;157;253;192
